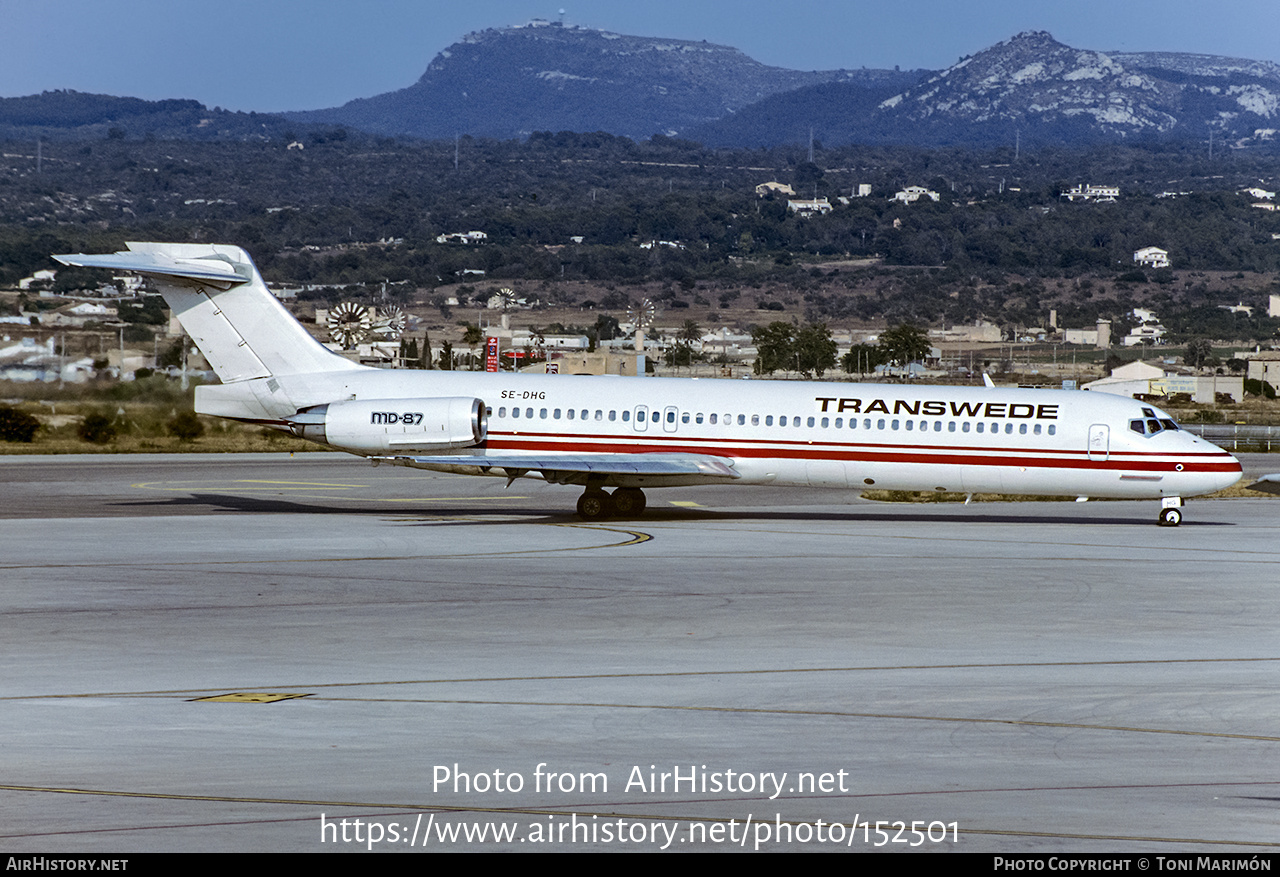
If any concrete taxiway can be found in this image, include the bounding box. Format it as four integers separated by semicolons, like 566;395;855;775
2;452;1278;852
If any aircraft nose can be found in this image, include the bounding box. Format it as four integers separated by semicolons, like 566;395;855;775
1213;449;1244;491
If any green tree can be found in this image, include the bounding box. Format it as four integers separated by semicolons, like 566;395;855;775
878;323;932;368
842;343;886;375
0;407;39;443
78;413;117;444
751;322;795;375
594;313;621;342
462;323;484;370
167;410;205;442
793;323;838;377
664;343;695;369
420;332;433;370
1184;338;1214;369
158;338;185;370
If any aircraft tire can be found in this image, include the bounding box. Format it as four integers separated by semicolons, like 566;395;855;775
611;488;646;518
577;490;615;521
1158;507;1182;527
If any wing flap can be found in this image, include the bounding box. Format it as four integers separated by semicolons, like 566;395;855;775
1246;474;1280;495
374;453;740;480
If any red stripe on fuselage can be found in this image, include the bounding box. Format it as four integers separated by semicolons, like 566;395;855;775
482;432;1239;474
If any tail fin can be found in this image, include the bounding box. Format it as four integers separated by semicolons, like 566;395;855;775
55;242;362;382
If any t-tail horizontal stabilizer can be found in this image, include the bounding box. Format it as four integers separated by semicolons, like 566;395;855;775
55;242;363;382
54;249;248;288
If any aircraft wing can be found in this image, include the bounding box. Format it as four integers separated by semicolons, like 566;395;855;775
1246;474;1280;495
374;453;740;480
55;250;248;288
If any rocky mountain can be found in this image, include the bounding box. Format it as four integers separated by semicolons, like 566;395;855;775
865;31;1280;146
285;21;900;140
5;27;1280;150
1107;50;1280;86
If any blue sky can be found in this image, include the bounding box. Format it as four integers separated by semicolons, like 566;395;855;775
3;0;1279;112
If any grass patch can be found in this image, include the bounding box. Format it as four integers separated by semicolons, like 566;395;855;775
0;378;328;454
0;399;320;454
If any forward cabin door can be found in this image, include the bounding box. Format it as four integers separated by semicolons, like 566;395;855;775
1087;424;1110;461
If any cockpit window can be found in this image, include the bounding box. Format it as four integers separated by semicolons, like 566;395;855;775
1130;413;1180;436
1142;407;1157;418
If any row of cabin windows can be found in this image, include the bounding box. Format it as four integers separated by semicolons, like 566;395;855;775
492;406;1056;436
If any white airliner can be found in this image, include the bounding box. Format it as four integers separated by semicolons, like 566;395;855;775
56;242;1242;525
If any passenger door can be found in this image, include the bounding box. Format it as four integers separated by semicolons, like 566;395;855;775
1087;424;1109;461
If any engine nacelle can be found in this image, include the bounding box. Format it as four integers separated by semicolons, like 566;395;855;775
286;397;486;454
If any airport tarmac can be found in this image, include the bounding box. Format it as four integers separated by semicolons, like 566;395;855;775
2;452;1278;853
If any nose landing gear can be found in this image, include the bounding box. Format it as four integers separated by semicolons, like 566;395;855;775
1158;497;1183;527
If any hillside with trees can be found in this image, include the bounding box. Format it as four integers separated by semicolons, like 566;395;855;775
2;132;1279;352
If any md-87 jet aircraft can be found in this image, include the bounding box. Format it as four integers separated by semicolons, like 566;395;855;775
56;243;1242;525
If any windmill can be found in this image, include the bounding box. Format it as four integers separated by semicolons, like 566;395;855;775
371;304;407;340
497;287;518;329
328;301;407;350
327;301;372;349
626;298;656;351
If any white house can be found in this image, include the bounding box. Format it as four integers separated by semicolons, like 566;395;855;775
436;231;488;245
786;198;833;216
1133;246;1170;269
891;186;940;204
1062;183;1119;202
755;181;796;197
1244;351;1280;388
17;269;56;290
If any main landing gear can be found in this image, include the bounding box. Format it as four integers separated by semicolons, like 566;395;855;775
1158;497;1183;527
576;487;647;520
